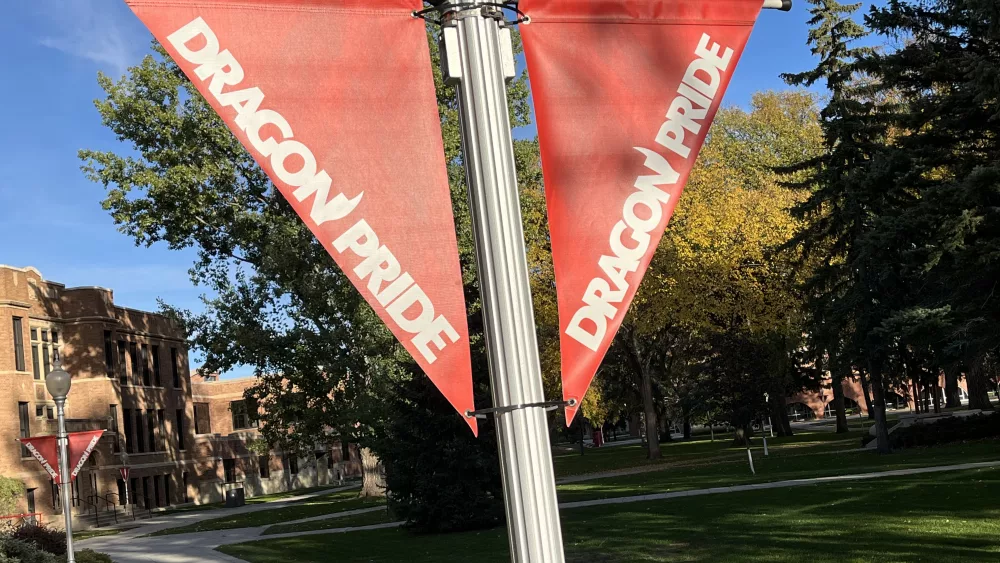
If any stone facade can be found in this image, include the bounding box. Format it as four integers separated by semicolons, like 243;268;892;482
0;265;359;527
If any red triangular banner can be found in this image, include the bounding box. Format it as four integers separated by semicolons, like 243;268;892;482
125;0;476;433
521;0;765;423
20;430;105;484
20;436;59;483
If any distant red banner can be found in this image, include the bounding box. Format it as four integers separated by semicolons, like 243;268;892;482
125;0;476;433
21;430;105;484
521;0;764;423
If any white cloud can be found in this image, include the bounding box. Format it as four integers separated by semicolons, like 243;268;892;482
36;0;136;76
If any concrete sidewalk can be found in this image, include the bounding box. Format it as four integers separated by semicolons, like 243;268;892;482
79;506;396;563
78;484;363;562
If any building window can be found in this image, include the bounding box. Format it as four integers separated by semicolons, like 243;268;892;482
26;489;36;522
223;459;237;484
341;441;351;462
134;410;145;453
117;480;126;506
104;331;114;377
194;403;211;434
31;329;60;377
142;477;151;509
259;455;270;479
152;345;162;387
34;405;54;420
110;405;120;453
171;348;180;388
182;472;189;503
129;342;139;386
50;481;59;510
175;409;186;450
31;343;40;380
117;341;127;385
123;408;134;453
157;409;166;451
152;476;161;508
164;475;171;506
141;344;151;386
12;318;25;372
129;478;138;505
41;336;50;376
146;410;156;453
283;454;299;475
18;402;30;458
230;401;257;431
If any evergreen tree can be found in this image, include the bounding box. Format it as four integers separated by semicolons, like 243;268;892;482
863;0;1000;411
781;0;898;452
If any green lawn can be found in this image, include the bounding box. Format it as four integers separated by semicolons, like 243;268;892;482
72;527;137;541
262;509;395;535
218;467;1000;562
148;490;384;536
553;430;864;478
558;439;1000;503
245;485;353;505
155;484;353;517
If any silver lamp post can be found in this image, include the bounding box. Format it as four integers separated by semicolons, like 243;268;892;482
46;361;75;563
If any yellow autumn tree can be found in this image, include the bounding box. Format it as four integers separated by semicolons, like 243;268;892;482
596;90;824;455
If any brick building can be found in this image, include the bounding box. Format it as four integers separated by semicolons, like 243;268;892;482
786;373;974;422
0;265;358;527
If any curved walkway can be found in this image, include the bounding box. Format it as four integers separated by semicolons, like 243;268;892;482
80;460;1000;562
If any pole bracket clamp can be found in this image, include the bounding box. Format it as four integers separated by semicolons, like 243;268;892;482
466;399;576;420
413;2;529;26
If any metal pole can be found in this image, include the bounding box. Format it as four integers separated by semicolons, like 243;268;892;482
55;398;76;563
438;4;565;562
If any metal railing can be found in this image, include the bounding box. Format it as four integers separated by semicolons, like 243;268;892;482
0;513;43;527
77;497;102;528
84;494;119;527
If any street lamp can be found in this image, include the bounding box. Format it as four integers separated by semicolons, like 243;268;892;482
45;361;75;563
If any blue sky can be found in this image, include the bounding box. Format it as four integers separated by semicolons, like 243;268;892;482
0;0;881;373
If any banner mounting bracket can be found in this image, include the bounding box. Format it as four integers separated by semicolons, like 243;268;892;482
465;399;576;420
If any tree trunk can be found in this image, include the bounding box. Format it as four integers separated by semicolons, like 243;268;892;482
732;423;752;448
770;393;793;437
831;372;849;434
932;378;941;414
640;363;661;459
859;369;875;419
682;409;692;441
944;364;962;408
359;448;386;498
868;360;892;454
966;353;995;411
911;378;921;414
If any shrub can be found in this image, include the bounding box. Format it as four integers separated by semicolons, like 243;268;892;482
0;537;59;563
370;375;504;534
10;525;65;556
65;550;113;563
0;478;24;517
890;412;1000;449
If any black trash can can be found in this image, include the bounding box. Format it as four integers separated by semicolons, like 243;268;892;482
225;487;246;508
